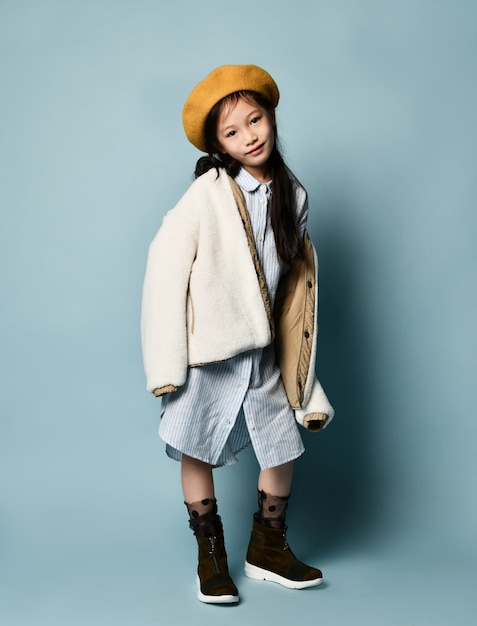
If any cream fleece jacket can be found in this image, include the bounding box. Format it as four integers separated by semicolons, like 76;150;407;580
141;168;334;430
141;169;272;393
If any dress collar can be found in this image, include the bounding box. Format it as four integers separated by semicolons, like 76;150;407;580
234;167;272;192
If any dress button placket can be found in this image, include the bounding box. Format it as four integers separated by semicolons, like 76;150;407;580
256;185;268;250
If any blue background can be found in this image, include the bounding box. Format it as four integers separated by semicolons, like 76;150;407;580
1;1;476;624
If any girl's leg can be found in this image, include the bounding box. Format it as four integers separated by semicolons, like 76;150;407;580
181;453;215;503
245;459;322;589
258;459;294;497
256;460;294;528
181;454;238;604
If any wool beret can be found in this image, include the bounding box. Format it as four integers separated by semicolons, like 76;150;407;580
182;64;280;152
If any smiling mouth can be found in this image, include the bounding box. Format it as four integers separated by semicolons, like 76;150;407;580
247;143;264;156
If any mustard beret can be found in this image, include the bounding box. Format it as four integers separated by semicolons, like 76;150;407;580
182;64;280;152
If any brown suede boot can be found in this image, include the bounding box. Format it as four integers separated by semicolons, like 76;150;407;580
186;498;239;604
244;490;323;589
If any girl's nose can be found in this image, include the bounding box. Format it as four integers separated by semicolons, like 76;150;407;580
245;129;258;145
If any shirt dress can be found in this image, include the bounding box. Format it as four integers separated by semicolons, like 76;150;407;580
158;167;308;470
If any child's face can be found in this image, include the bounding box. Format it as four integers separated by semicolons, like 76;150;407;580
216;96;275;182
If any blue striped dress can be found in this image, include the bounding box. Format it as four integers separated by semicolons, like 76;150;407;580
158;167;308;470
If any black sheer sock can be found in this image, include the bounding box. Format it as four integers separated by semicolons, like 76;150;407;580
255;489;290;529
185;498;221;537
185;498;216;519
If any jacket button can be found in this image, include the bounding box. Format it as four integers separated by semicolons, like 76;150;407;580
307;281;312;288
304;330;310;338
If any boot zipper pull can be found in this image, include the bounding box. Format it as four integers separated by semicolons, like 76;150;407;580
282;525;290;551
208;536;220;572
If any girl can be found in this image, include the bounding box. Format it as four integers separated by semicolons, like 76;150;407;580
141;64;334;604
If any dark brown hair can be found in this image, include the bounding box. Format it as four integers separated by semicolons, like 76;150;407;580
194;91;303;264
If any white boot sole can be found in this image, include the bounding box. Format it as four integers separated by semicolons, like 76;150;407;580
244;561;323;589
196;575;239;604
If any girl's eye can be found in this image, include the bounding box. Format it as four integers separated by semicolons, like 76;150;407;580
226;130;237;137
250;116;261;125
